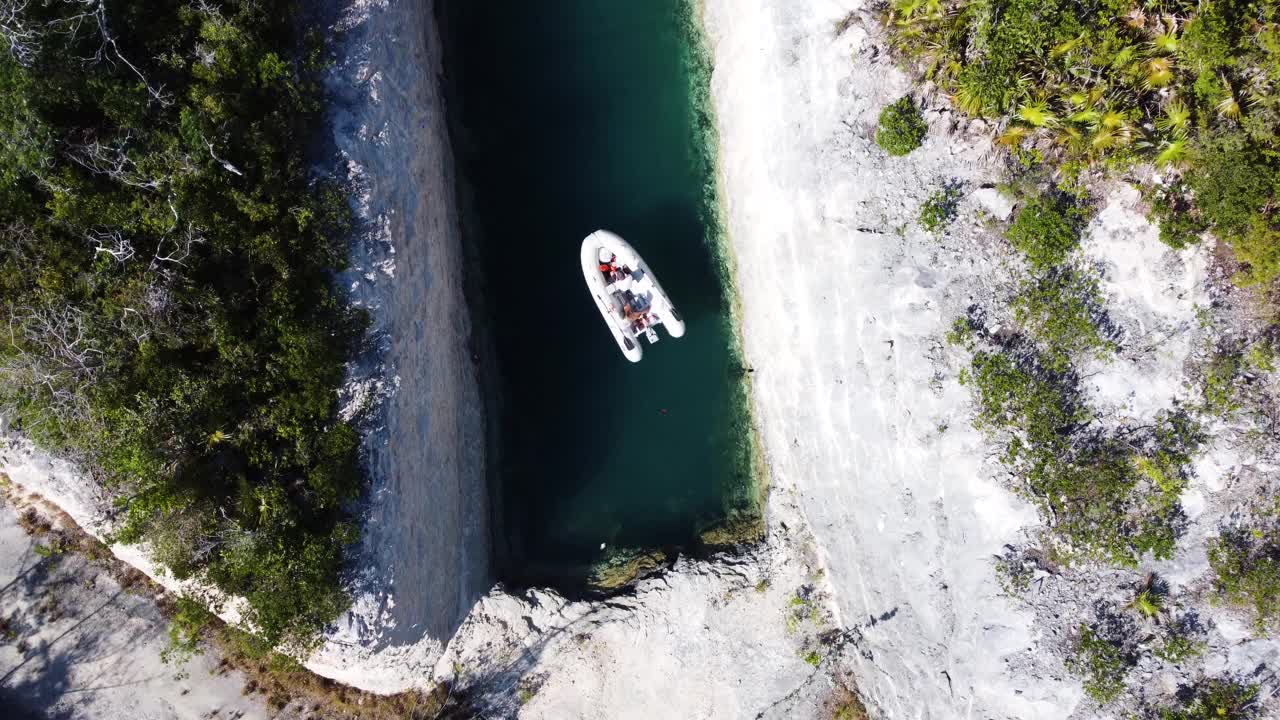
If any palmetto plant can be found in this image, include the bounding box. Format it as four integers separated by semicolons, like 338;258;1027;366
997;124;1032;146
1150;17;1179;54
1130;574;1166;620
1144;57;1175;89
1017;100;1058;128
1155;139;1188;167
883;0;1268;169
1217;87;1242;120
1156;99;1191;138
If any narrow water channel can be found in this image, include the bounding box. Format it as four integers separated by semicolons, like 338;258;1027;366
440;0;758;587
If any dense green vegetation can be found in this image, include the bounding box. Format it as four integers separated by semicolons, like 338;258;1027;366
876;95;928;156
889;2;1279;713
0;0;362;648
1011;267;1114;371
1208;504;1280;631
958;339;1201;565
888;0;1280;285
1005;194;1087;269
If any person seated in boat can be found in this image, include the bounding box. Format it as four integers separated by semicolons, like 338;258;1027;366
598;253;618;277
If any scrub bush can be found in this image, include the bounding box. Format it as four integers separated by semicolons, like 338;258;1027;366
1154;621;1206;664
876;96;928;156
1186;132;1280;285
1208;520;1280;631
1068;625;1130;704
1201;350;1245;414
919;183;964;232
1150;678;1260;720
163;597;214;665
1006;194;1087;269
961;341;1202;565
1147;180;1208;250
1011;267;1115;371
883;0;1280;288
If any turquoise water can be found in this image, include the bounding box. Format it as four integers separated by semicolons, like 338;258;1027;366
440;0;757;586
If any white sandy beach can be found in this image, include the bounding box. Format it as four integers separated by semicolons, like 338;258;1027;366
703;1;1076;716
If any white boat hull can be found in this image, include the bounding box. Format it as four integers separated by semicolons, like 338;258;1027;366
580;230;685;362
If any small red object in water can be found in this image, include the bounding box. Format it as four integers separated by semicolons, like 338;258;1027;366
659;408;668;415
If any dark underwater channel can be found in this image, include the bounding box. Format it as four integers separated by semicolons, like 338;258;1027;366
438;0;760;589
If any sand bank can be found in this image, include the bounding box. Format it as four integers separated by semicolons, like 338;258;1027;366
702;1;1076;716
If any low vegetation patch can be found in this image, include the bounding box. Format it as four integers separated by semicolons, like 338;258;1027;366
876;96;928;156
955;319;1202;566
1068;624;1132;705
919;182;964;233
1011;267;1115;371
1207;509;1280;632
1146;678;1260;720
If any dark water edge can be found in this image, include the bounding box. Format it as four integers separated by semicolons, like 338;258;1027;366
438;0;764;591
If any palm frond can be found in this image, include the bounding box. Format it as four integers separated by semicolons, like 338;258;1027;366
1112;45;1139;69
1068;109;1102;126
1217;95;1241;119
1151;31;1178;54
1155;138;1188;166
997;124;1031;147
1052;35;1085;59
952;87;984;115
1017;101;1057;127
1156;99;1190;137
1144;58;1174;89
1090;128;1119;152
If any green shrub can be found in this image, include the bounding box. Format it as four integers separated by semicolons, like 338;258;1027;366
1006;194;1087;269
1208;523;1280;631
1154;630;1206;664
1067;625;1129;704
1188;132;1280;285
876;96;928;156
920;183;964;232
884;0;1280;299
1153;678;1260;720
1011;267;1114;371
1130;588;1164;619
162;597;214;665
1147;180;1208;250
960;340;1200;565
1201;350;1244;414
960;350;1086;460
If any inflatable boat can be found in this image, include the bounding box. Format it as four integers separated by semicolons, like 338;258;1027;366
580;229;685;362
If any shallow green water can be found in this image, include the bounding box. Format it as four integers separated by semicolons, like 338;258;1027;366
440;0;757;586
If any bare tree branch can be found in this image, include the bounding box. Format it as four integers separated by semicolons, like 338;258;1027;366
46;0;173;107
0;0;40;66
